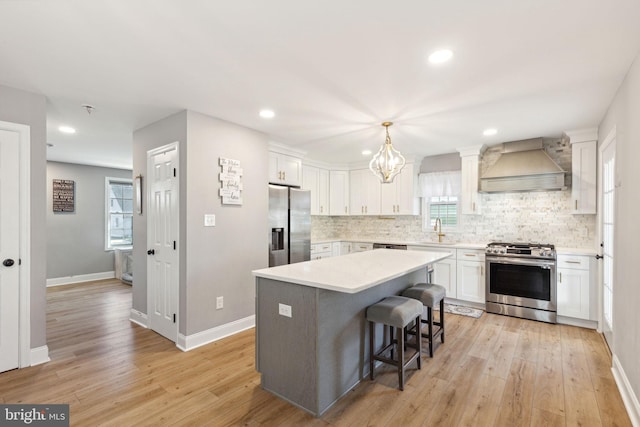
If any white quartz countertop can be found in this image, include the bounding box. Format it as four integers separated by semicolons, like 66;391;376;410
252;249;451;294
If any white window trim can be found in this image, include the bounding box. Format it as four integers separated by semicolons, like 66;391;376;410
105;177;133;251
422;196;460;232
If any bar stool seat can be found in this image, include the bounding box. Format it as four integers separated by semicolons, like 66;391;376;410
366;296;423;390
402;283;446;357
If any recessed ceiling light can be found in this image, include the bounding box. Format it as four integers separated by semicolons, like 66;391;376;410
428;49;453;64
58;125;76;134
362;150;372;156
259;109;275;119
483;128;498;136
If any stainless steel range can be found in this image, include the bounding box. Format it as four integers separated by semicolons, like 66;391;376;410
485;242;557;323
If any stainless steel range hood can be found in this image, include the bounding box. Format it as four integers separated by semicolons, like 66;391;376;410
479;138;566;193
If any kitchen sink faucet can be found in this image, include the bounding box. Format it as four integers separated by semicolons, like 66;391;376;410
434;217;445;243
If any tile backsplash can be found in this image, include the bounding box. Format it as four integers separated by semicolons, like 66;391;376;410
311;190;596;249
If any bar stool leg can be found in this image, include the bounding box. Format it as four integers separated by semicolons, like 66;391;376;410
397;326;405;391
369;321;375;380
427;306;434;357
415;315;422;369
440;298;445;343
389;325;394;360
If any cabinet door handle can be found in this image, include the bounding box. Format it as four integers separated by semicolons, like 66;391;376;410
575;200;578;210
464;253;476;257
472;202;476;211
365;206;368;214
320;206;323;213
283;171;286;180
565;260;581;264
345;206;347;214
559;272;562;283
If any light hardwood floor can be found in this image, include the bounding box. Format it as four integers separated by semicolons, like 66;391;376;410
0;279;631;426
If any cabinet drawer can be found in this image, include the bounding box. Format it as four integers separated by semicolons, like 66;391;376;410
311;243;333;254
456;249;485;262
557;255;589;270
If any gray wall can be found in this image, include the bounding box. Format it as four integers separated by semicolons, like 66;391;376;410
184;110;268;335
46;161;132;279
599;53;640;407
132;110;268;337
0;84;47;349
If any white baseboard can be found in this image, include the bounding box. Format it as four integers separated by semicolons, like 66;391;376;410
129;309;148;328
177;315;255;352
46;271;115;287
612;354;640;427
30;345;50;366
557;315;598;329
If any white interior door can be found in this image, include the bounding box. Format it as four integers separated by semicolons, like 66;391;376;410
600;133;616;347
147;143;179;342
0;129;21;372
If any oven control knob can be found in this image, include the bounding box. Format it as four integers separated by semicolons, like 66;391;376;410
499;248;506;254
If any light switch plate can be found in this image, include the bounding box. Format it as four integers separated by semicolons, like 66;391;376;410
204;214;216;227
278;303;292;318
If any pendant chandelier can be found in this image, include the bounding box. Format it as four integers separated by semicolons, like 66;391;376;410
369;121;406;184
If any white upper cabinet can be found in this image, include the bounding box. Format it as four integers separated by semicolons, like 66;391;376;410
380;163;419;215
349;169;381;215
457;145;485;215
329;170;350;215
302;165;329;216
269;151;302;187
566;129;597;215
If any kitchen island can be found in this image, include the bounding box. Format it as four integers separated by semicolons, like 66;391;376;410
252;249;451;416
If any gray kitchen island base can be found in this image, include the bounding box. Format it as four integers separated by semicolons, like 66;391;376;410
255;269;427;416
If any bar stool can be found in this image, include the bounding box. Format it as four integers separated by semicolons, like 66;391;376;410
366;296;423;390
402;283;446;357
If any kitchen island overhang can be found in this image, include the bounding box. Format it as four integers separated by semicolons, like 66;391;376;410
252;249;451;416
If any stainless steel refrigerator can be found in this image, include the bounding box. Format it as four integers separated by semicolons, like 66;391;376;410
269;184;311;267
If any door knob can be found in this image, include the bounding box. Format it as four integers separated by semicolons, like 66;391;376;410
3;259;15;267
147;249;155;255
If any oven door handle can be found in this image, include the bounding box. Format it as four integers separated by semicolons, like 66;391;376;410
486;257;555;267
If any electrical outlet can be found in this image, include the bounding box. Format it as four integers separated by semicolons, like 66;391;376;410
204;214;216;227
216;296;223;309
278;303;292;318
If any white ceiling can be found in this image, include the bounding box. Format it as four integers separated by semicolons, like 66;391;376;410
1;1;639;170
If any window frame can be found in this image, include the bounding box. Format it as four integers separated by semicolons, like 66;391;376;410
422;195;460;232
105;177;134;251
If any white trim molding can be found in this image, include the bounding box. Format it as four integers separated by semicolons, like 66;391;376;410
129;309;148;328
46;271;116;287
176;315;255;352
612;354;640;426
30;346;50;366
1;120;32;369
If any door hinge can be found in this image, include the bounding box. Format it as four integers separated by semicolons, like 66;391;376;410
173;313;176;323
18;259;22;265
173;168;176;177
173;241;176;250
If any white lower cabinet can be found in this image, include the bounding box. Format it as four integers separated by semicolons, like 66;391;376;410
432;257;457;299
311;242;332;260
331;241;352;256
456;249;485;303
352;242;373;252
557;255;591;320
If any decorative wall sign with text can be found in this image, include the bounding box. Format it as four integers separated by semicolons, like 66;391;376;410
219;157;243;205
52;179;75;212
